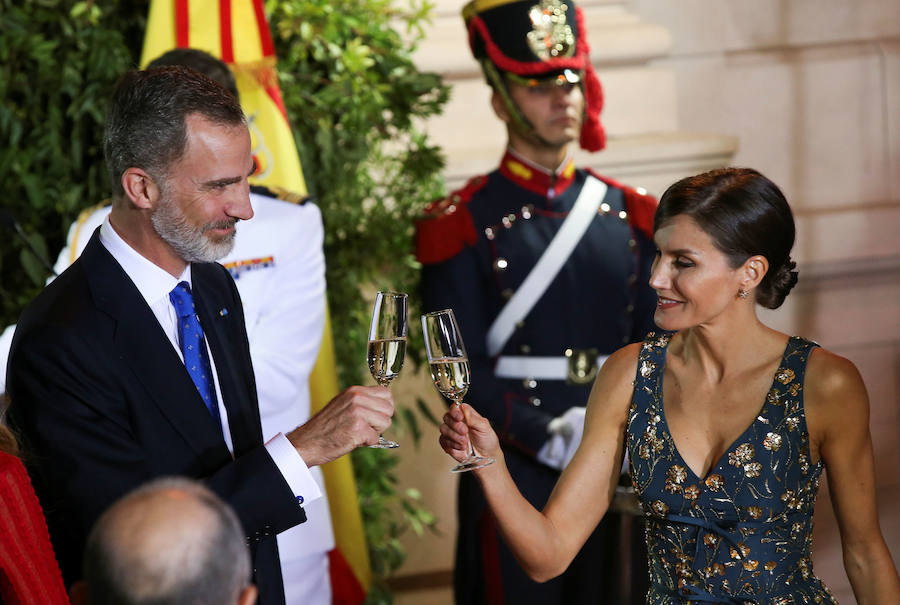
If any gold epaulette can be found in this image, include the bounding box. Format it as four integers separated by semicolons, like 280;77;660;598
69;199;112;265
250;184;310;205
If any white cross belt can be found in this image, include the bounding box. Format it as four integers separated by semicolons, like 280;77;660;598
494;355;610;380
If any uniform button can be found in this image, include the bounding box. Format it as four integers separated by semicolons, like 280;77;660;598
493;258;508;271
622;335;630;344
515;320;525;329
628;239;637;248
529;396;542;407
600;202;611;214
519;344;531;354
502;289;514;300
628;274;638;285
451;194;461;203
618;210;628;220
626;304;634;313
523;378;538;389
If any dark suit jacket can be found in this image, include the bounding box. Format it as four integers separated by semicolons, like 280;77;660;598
6;231;306;605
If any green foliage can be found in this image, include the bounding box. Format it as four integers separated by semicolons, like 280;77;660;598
0;0;147;325
268;1;449;600
269;0;448;384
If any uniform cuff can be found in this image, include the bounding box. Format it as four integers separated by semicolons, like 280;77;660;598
265;432;322;507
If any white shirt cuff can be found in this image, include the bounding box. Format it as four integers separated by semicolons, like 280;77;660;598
265;432;322;507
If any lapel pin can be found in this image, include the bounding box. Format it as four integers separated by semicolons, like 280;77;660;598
219;308;229;317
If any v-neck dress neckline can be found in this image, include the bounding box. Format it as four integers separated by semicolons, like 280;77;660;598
656;337;792;484
625;332;836;604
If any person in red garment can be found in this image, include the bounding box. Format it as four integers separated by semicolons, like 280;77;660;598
0;407;69;605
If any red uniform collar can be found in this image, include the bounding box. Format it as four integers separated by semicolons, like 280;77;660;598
499;149;576;198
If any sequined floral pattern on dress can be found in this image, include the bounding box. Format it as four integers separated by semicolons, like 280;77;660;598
626;334;837;604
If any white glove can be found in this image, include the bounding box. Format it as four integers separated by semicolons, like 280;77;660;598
536;406;586;470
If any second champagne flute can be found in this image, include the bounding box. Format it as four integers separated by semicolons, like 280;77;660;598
367;291;407;449
422;309;494;472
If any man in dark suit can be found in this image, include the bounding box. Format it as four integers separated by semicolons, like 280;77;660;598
6;66;393;605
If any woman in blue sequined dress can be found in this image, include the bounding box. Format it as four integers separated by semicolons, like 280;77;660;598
439;168;900;604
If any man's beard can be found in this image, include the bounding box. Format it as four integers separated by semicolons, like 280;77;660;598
151;193;236;263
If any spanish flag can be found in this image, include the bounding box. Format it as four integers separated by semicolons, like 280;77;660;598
140;2;371;603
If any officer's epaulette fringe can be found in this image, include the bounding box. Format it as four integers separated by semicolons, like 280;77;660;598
68;200;113;264
77;199;112;221
586;169;657;240
250;184;311;205
414;175;488;264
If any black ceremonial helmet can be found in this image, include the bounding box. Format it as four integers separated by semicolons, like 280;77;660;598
463;0;606;151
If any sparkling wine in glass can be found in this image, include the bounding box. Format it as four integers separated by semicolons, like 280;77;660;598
367;291;407;448
422;309;494;472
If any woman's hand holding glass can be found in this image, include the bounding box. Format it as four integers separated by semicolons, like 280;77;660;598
439;402;500;470
423;309;494;472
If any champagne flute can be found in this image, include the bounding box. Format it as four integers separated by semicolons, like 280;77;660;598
422;309;494;472
367;291;407;448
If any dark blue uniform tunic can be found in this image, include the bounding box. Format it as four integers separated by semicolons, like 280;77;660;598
417;150;658;604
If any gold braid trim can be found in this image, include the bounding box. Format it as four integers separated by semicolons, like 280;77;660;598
463;0;520;21
69;200;112;264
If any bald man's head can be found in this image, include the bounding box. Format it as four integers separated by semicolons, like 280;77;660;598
82;478;255;605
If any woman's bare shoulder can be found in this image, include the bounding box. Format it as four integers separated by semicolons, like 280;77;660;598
585;342;645;416
805;346;869;430
605;342;644;373
807;347;866;400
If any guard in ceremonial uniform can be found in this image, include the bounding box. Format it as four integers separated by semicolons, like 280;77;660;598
416;1;657;603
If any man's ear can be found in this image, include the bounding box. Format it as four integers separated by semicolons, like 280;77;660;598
121;167;160;210
491;89;510;124
237;584;258;605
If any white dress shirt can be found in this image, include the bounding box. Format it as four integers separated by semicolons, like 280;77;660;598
98;216;321;507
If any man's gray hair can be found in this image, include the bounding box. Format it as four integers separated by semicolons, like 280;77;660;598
83;477;251;605
103;66;246;201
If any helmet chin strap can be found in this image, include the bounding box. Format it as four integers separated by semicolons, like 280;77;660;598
482;60;583;151
482;60;554;149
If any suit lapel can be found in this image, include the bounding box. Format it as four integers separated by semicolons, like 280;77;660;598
191;264;263;456
80;232;232;464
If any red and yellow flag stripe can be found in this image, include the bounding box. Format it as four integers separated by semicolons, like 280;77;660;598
141;0;306;195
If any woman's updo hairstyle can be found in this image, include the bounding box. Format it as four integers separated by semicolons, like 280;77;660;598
654;168;798;309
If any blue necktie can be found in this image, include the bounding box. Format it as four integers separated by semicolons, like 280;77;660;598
169;281;221;424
